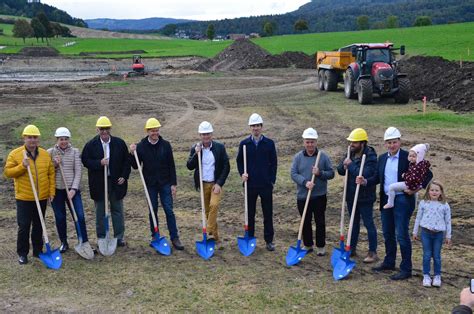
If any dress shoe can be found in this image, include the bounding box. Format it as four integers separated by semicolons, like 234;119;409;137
372;263;396;272
33;250;42;258
390;272;412;280
363;251;379;263
59;242;69;253
171;238;184;250
18;255;28;265
117;239;126;247
350;248;357;257
303;246;314;253
266;242;275;251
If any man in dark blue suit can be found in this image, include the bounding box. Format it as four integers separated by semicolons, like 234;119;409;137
357;127;432;280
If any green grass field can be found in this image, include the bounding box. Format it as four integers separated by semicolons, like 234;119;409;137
0;20;473;61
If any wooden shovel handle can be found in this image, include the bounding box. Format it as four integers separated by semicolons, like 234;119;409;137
24;150;50;244
297;150;322;241
56;152;79;222
197;145;207;231
133;150;158;230
103;144;109;216
243;145;248;227
345;154;367;249
339;145;351;238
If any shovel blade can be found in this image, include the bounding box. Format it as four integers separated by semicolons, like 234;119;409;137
330;247;344;268
195;239;215;260
333;251;356;280
286;244;308;266
74;241;95;260
39;244;62;270
98;233;117;257
237;235;256;256
150;235;171;256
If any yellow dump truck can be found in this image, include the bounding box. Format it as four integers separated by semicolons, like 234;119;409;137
316;43;410;104
316;49;355;91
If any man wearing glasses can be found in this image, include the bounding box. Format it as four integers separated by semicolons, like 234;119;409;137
82;116;131;247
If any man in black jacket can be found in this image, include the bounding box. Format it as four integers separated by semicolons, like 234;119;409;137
81;116;131;247
130;118;183;250
236;113;277;251
187;121;230;242
358;127;433;280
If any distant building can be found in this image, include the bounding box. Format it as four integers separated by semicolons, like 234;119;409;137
227;34;246;40
27;0;41;3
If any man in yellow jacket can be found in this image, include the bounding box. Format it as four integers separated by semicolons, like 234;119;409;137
3;125;55;265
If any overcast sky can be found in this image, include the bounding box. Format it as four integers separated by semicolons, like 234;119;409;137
42;0;311;20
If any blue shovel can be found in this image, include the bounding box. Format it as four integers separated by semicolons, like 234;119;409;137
333;154;366;280
286;151;321;266
237;145;256;256
331;145;351;268
133;150;171;256
25;153;62;270
195;148;215;260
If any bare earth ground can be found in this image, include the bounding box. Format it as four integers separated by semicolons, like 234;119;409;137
0;66;472;312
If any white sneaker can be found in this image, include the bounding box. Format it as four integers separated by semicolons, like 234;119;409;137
422;275;432;287
316;247;326;256
432;275;441;287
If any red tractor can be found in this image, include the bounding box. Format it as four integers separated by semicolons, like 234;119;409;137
343;43;410;104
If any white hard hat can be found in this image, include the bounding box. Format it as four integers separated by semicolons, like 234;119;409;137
248;113;263;126
54;127;71;138
302;128;318;139
198;121;213;134
384;127;401;141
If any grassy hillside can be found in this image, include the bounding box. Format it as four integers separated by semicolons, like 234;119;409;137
1;21;473;61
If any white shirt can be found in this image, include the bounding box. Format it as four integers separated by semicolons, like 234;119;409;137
384;149;400;195
101;137;111;176
201;143;215;182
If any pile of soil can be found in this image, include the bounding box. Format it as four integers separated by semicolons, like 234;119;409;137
195;39;314;71
399;56;473;112
19;47;59;57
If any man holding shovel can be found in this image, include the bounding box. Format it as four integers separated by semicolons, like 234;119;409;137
359;127;432;280
336;128;379;263
81;116;130;248
236;113;278;251
129;118;184;250
48;127;92;255
186;121;230;243
4;125;55;265
290;128;334;256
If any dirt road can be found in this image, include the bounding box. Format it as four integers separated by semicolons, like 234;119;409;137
0;67;472;311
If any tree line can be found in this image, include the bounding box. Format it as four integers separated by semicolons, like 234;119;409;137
0;0;87;27
161;0;472;36
12;12;73;43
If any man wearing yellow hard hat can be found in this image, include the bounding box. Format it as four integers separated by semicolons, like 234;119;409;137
81;116;131;247
336;128;379;263
129;118;184;250
3;125;55;265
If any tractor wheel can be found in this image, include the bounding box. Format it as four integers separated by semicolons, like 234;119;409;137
318;70;325;91
394;77;410;104
358;79;373;104
344;69;356;99
324;70;338;91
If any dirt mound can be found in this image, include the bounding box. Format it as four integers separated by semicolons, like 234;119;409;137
399;56;473;112
195;39;314;71
19;47;59;57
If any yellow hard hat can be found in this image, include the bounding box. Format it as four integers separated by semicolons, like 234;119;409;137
96;116;112;128
347;128;368;142
145;118;161;130
22;124;41;136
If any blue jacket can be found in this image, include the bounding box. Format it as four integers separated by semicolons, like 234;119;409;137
236;135;277;189
337;145;377;204
367;148;433;210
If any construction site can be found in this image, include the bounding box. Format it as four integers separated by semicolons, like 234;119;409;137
0;39;473;311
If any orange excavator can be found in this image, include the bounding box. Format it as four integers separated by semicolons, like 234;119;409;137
127;55;147;77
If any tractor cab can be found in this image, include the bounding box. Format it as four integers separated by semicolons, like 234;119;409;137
132;55;145;73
